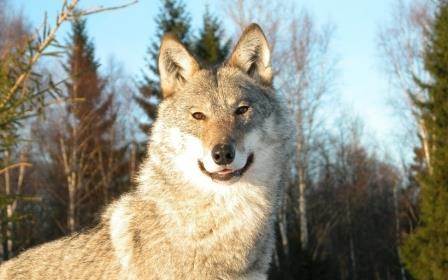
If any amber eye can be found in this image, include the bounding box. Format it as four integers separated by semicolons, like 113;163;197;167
235;106;249;115
192;112;206;120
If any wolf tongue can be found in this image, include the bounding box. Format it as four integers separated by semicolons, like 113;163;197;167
218;169;233;175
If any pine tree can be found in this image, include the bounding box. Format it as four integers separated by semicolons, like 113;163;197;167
194;6;230;66
52;16;126;232
135;0;192;135
65;17;111;127
401;1;448;278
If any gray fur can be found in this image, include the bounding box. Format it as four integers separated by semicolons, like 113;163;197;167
0;23;293;280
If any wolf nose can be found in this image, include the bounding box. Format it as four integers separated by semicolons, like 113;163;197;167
212;144;235;165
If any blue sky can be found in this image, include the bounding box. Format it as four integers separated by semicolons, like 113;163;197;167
13;0;401;151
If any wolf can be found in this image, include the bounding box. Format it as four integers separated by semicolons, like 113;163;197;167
0;23;293;280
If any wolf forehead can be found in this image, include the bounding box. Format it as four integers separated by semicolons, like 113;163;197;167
170;67;274;110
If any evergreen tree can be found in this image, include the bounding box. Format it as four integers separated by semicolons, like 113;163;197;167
401;1;448;278
194;6;230;66
65;17;111;126
135;1;231;139
49;17;127;232
135;0;192;134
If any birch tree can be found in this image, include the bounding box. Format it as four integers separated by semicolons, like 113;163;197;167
378;0;433;167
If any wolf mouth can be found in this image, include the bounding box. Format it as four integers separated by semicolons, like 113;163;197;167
198;154;254;182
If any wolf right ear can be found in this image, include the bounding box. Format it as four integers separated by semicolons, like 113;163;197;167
158;34;200;98
228;24;272;86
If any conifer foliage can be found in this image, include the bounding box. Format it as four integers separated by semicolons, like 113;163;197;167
135;0;192;134
135;0;230;137
65;17;113;130
194;6;230;65
401;1;448;278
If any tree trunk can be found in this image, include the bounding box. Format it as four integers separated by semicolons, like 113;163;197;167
418;119;432;175
3;150;13;259
59;136;77;233
345;198;357;280
67;173;76;233
296;133;309;251
0;223;3;260
278;190;289;256
298;164;308;250
393;181;407;280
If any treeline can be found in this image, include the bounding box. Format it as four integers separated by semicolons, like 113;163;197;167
1;0;447;279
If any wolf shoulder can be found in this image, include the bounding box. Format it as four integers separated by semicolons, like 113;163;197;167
0;196;135;280
0;222;122;279
0;191;165;280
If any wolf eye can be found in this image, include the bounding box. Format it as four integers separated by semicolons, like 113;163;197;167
235;106;249;115
192;112;206;120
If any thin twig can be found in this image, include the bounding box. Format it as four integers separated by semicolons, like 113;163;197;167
70;0;138;18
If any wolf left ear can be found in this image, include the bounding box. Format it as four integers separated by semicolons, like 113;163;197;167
228;23;272;86
158;34;200;98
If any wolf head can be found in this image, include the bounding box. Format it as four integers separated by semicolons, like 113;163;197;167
146;24;291;192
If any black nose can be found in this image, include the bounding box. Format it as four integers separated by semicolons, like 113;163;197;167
212;144;235;165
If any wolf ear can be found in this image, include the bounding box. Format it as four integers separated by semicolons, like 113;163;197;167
228;23;272;86
158;34;200;97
